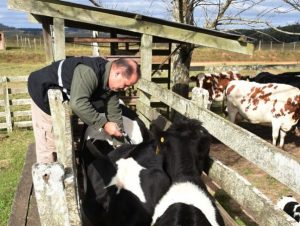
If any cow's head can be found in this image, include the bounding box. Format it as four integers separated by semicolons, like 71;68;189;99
194;71;241;102
212;71;241;102
152;118;211;177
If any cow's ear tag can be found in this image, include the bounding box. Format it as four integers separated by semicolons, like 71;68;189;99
207;80;211;83
160;137;164;143
155;146;160;155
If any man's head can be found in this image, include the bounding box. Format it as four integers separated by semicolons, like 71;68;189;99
108;58;141;92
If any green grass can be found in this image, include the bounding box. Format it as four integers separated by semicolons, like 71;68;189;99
0;129;34;226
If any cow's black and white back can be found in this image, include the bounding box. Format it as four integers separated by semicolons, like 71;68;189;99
151;118;225;226
81;139;170;226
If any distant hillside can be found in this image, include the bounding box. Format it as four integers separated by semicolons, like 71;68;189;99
1;22;300;43
234;24;300;43
0;23;16;30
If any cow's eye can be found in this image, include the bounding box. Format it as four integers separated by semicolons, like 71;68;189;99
160;137;165;143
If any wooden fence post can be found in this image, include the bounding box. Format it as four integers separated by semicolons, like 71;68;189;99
2;76;12;132
32;162;70;226
48;89;81;225
32;89;82;226
191;87;210;109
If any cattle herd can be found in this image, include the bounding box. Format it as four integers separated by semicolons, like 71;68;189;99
77;70;300;225
79;106;225;226
191;71;300;148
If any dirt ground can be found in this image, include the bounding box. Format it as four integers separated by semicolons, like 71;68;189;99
209;121;300;204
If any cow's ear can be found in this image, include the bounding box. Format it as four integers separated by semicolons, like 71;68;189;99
149;123;163;139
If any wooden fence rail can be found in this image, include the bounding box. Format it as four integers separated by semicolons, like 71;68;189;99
0;76;31;132
136;78;300;226
0;76;137;132
6;73;300;225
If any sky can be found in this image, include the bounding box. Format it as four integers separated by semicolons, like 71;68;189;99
1;0;299;29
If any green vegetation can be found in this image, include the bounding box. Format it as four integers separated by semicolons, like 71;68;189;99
0;129;34;226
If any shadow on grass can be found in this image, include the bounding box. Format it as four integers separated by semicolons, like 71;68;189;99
5;47;22;50
215;189;259;226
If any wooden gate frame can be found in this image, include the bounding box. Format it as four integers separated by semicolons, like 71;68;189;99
31;89;81;226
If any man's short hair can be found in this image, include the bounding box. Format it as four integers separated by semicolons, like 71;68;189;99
113;58;141;79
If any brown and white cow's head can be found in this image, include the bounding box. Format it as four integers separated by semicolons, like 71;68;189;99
194;71;241;102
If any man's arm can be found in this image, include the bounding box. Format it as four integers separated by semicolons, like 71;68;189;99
106;93;124;131
69;64;108;130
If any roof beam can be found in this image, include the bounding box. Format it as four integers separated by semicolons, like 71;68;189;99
8;0;255;55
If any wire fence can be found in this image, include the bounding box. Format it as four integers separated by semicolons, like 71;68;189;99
256;40;300;51
7;35;300;52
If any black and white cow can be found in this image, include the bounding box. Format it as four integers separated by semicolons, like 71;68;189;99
81;133;170;225
82;140;171;226
151;118;225;226
276;196;300;223
80;103;161;226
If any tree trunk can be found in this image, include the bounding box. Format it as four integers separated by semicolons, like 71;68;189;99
171;0;195;96
170;0;195;119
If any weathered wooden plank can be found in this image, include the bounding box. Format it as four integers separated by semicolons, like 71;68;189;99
2;76;12;132
138;34;153;110
53;17;65;61
13;110;31;117
138;78;300;195
26;189;41;226
48;89;81;225
209;159;299;226
0;99;31;107
11;99;31;106
7;0;254;55
32;162;70;226
9;87;28;94
105;55;140;62
8;143;37;226
0;122;8;129
14;121;32;128
201;174;240;226
0;112;6;117
136;100;172;131
66;37;140;43
6;75;29;82
40;16;53;63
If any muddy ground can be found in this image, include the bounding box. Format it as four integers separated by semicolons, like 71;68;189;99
208;120;300;221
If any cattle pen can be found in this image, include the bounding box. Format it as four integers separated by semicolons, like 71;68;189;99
6;0;300;225
7;84;300;226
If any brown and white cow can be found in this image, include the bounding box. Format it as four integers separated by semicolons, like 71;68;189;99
225;80;300;148
192;71;241;102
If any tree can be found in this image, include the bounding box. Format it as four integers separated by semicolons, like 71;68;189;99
169;0;299;102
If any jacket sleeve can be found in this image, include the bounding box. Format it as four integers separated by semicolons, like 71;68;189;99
69;64;108;130
106;92;124;130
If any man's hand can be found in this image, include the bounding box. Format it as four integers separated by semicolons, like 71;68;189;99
103;122;122;137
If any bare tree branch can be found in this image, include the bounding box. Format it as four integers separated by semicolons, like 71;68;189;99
88;0;102;8
282;0;300;11
266;21;300;35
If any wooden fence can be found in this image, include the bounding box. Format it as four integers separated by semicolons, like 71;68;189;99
7;74;300;225
0;76;31;132
136;78;300;226
0;76;137;132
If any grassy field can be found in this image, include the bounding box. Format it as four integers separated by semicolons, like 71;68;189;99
0;130;34;226
0;39;299;226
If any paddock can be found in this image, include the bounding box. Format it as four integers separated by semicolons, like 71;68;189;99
6;0;300;225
